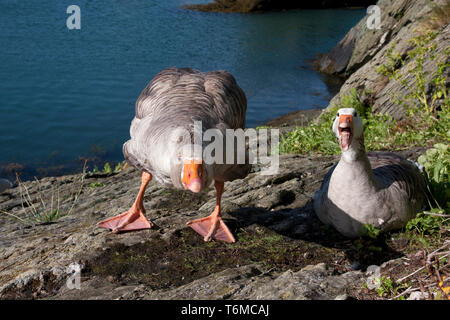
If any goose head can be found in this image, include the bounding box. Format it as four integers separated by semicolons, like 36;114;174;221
332;107;363;153
181;158;210;193
177;143;213;193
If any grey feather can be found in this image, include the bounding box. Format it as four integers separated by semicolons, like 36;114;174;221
123;67;250;188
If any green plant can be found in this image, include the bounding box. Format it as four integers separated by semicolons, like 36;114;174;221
91;161;126;174
402;144;449;246
279;89;363;155
2;163;86;224
395;9;405;21
376;44;403;79
378;30;449;117
361;224;382;239
406;211;445;237
104;162;112;173
279;89;399;155
376;276;394;297
418;143;449;209
113;162;124;172
91;162;111;174
281;29;449;158
89;182;105;188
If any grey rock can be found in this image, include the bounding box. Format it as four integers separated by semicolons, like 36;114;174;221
0;114;427;300
0;148;369;300
407;291;430;300
0;179;12;193
316;0;449;120
1;0;438;296
365;265;381;276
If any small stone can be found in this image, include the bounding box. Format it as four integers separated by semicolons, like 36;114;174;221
365;275;382;290
365;265;380;276
407;291;429;300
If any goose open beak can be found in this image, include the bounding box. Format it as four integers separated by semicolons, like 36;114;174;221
338;115;353;151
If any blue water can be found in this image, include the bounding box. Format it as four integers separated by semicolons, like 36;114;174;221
0;0;365;179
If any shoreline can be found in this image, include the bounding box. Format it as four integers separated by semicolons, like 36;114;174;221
183;0;374;13
1;0;448;300
0;106;327;184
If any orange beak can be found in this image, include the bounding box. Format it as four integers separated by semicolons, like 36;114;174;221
338;114;353;151
182;160;204;193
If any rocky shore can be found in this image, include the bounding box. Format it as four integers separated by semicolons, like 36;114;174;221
184;0;374;13
0;117;427;300
315;0;449;119
0;0;447;300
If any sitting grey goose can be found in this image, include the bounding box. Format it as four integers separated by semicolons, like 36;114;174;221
98;67;250;243
314;107;426;237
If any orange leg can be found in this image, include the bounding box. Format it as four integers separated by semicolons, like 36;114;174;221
187;181;235;243
98;171;154;233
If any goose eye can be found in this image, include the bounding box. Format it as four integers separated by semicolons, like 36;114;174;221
353;111;358;117
337;112;340;117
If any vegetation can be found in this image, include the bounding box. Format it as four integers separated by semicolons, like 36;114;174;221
361;223;382;240
281;29;449;157
401;143;449;249
279;28;449;300
85;226;336;290
356;142;449;300
377;31;449;115
1;163;86;224
90;161;126;174
89;182;105;188
418;143;449;210
421;1;450;31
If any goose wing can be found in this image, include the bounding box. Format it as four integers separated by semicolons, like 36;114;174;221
134;67;246;129
368;151;427;209
124;68;248;180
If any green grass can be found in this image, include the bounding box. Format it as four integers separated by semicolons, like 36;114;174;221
370;276;410;299
279;30;449;231
281;29;449;300
1;163;87;224
418;143;449;209
89;182;105;188
279;89;448;157
280;29;449;157
90;161;126;174
361;224;382;240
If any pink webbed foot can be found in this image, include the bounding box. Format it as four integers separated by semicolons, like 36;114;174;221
187;214;235;243
98;209;153;233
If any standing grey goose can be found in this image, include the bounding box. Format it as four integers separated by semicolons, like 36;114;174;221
98;67;250;243
314;107;426;238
